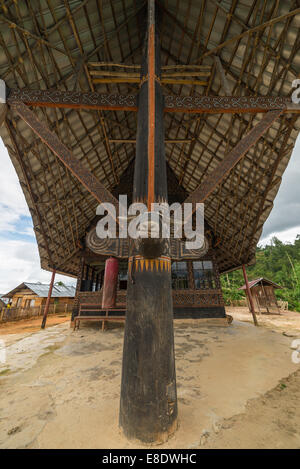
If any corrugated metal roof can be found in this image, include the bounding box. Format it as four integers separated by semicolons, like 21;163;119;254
4;283;76;298
24;282;76;297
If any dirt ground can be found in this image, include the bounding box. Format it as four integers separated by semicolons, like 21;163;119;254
227;306;300;335
0;314;71;335
0;308;299;449
0;314;71;348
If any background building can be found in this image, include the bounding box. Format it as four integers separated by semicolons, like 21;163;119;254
1;282;75;321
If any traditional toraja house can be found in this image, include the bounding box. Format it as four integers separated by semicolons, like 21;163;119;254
0;0;300;443
239;277;282;314
3;282;75;311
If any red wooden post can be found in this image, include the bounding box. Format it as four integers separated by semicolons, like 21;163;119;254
242;265;258;326
41;269;56;329
102;257;119;309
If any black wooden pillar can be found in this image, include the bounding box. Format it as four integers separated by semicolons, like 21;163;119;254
119;0;178;443
71;254;85;321
95;273;100;291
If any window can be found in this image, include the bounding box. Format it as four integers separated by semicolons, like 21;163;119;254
118;271;128;290
171;262;189;289
193;260;216;289
16;297;22;307
24;299;35;308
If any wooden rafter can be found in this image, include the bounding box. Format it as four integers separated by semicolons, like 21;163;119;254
5;121;55;267
197;7;300;61
11;102;119;215
184;109;284;207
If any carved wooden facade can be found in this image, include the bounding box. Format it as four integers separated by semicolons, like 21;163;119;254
72;248;225;320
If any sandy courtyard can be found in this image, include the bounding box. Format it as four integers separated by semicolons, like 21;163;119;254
0;309;300;449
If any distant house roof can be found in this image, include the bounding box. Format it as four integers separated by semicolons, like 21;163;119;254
239;278;282;291
4;282;76;299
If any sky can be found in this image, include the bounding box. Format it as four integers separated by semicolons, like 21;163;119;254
259;136;300;245
0;135;299;293
0;138;76;294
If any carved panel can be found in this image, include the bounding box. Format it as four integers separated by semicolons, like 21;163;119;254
164;95;289;113
8;89;137;111
78;290;103;305
86;226;209;260
172;289;224;307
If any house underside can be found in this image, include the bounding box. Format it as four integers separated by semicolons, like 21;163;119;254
0;1;299;321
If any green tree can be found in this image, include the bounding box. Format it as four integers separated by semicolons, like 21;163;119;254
221;236;300;312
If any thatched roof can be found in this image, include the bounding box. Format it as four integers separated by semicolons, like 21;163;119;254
0;1;299;276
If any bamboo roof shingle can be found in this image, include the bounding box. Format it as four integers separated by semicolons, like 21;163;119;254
0;0;299;275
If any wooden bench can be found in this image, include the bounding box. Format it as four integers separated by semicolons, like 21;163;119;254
74;303;126;331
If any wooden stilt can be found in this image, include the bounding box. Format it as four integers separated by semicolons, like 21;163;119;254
41;269;56;329
242;265;258;326
260;280;270;313
71;255;85;324
119;0;177;443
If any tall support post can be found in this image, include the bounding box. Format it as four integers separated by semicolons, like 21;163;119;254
71;254;85;324
85;265;90;291
260;280;270;314
41;269;56;329
95;273;100;292
120;0;178;443
102;257;119;309
90;268;95;292
242;265;258;326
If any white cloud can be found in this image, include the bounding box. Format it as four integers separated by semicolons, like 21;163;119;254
0;237;75;294
261;135;300;241
0;138;74;293
0;139;30;233
260;226;300;247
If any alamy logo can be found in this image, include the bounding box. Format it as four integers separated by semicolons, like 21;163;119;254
292;80;300;104
291;339;300;364
95;196;205;250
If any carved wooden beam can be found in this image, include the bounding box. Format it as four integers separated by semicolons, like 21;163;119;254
164;95;299;113
0;104;7;128
7;88;300;113
11;101;119;215
184;109;284;209
0;80;7;127
5;121;55;267
8;88;138;112
119;0;178;444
